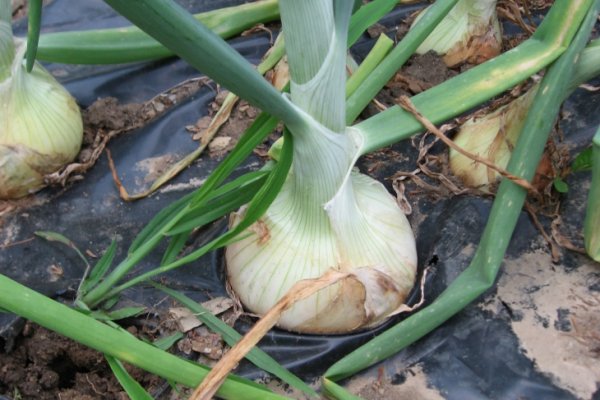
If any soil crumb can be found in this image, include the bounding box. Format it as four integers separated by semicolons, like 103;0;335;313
84;98;144;133
0;323;162;399
482;251;600;399
386;52;458;98
344;365;444;400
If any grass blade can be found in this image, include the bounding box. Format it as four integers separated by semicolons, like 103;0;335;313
83;112;278;307
35;231;89;269
161;231;191;266
168;171;268;235
128;191;195;255
102;129;293;300
188;114;278;210
91;306;146;322
106;356;153;400
153;332;184;351
80;239;118;295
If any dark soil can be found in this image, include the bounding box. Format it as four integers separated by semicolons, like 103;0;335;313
0;323;163;400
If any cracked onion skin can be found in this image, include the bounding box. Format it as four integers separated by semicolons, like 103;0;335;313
0;41;83;199
226;170;417;334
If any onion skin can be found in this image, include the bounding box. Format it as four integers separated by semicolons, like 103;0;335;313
0;42;83;199
226;171;417;334
442;15;502;67
413;0;502;67
0;145;71;198
450;87;536;189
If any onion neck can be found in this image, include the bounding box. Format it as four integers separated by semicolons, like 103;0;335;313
284;100;361;208
278;0;357;206
280;0;351;132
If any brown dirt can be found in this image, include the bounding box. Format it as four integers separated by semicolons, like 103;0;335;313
384;52;458;101
191;92;260;158
344;365;444;400
0;323;163;400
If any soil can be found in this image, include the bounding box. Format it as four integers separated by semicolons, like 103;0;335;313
0;323;163;400
481;250;600;399
344;365;445;400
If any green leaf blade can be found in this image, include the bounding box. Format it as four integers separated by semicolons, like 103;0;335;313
572;147;593;172
81;239;118;295
25;0;42;72
36;0;280;65
106;355;156;400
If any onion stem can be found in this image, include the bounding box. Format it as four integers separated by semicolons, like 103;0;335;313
356;0;595;154
36;0;281;65
584;127;600;261
25;0;41;72
346;34;393;98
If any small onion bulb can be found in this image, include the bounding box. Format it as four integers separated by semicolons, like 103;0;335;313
450;86;537;189
0;40;83;199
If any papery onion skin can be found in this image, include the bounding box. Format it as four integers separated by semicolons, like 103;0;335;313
413;0;502;67
0;42;83;199
449;87;536;189
226;170;417;334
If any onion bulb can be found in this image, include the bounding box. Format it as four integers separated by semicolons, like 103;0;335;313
226;0;417;334
412;0;502;67
450;86;537;189
226;115;417;334
0;39;83;199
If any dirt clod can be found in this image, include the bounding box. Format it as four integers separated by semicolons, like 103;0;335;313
0;323;161;400
84;98;143;132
